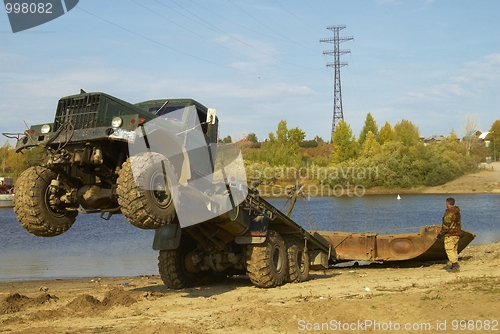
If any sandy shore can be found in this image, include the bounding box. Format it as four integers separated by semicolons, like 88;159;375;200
366;161;500;195
1;165;499;333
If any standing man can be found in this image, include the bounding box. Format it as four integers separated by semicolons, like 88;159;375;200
437;197;462;272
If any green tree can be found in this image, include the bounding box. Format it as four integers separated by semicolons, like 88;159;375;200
6;147;28;177
359;113;379;146
394;119;420;146
246;133;258;143
257;120;305;166
314;135;326;146
298;140;318;148
441;129;462;152
288;127;306;145
332;119;357;162
276;120;288;143
379;121;395;144
0;141;9;175
1;141;44;177
222;135;232;144
22;146;46;169
487;120;500;162
361;131;381;158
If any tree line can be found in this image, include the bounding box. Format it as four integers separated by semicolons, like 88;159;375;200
0;142;44;178
1;116;499;191
242;115;500;189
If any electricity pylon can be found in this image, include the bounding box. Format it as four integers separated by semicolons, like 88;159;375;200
320;25;353;140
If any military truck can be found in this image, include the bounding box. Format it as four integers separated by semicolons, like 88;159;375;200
9;91;335;288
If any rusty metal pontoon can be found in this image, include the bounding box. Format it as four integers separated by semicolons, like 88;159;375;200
319;225;476;263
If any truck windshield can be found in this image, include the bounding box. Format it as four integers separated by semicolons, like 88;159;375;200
148;105;186;116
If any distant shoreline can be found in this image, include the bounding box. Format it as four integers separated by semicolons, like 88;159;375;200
258;163;499;197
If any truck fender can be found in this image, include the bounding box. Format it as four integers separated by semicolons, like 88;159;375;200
234;215;269;245
153;223;182;250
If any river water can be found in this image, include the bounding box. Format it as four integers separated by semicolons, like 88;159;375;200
0;194;498;281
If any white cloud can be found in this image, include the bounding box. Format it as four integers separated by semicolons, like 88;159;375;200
404;53;500;102
213;33;280;70
374;0;402;5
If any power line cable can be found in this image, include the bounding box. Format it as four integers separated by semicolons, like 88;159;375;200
301;1;332;23
271;0;326;36
155;0;323;72
133;0;270;67
74;4;258;75
188;0;289;42
74;2;325;82
157;0;278;58
228;0;318;54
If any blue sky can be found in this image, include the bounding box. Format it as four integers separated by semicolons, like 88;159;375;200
1;0;499;145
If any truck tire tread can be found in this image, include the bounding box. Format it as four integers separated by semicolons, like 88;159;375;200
117;152;177;229
246;230;287;288
14;166;77;237
158;238;200;289
285;237;310;283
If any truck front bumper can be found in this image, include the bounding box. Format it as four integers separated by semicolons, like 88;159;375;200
16;127;136;152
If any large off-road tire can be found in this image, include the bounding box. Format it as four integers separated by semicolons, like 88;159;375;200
117;152;178;229
14;166;77;237
246;230;287;288
158;236;200;289
285;237;310;283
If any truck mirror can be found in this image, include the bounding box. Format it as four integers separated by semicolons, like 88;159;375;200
207;108;217;125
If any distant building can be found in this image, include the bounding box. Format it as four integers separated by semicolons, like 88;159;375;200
423;135;445;145
424;135;445;144
478;131;490;141
463;129;483;140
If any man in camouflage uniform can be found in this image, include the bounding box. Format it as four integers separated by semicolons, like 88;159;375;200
437;197;462;272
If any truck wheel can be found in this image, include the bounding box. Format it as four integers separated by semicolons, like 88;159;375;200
117;152;178;229
14;166;77;237
285;237;309;283
158;237;200;289
246;230;287;288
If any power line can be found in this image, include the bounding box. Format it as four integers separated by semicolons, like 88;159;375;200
133;0;272;68
188;0;288;42
157;0;277;58
229;0;318;54
74;4;257;75
74;2;324;80
271;0;326;36
149;0;323;73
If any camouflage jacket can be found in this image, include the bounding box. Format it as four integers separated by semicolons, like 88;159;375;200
441;205;462;236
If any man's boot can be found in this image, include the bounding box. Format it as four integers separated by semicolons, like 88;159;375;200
450;263;460;273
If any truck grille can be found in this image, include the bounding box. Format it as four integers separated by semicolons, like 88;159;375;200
55;95;100;130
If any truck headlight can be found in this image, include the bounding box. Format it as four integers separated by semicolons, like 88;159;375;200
41;124;51;134
111;117;123;128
